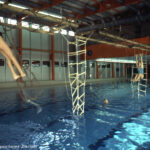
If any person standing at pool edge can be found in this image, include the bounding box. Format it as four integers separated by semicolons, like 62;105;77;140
0;32;25;80
132;54;144;82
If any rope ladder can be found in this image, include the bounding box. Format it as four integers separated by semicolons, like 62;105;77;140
67;37;87;115
131;54;148;99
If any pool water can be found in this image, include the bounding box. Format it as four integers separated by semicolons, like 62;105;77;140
0;81;150;150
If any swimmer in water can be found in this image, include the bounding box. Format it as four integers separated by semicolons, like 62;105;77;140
103;99;109;108
103;99;109;105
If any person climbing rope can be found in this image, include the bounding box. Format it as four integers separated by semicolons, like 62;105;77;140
0;32;25;80
132;54;144;82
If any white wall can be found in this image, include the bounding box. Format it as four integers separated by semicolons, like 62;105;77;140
0;26;127;83
0;29;68;82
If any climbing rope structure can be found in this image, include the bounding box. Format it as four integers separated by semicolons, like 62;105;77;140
17;63;42;113
65;36;87;115
2;26;42;113
131;54;148;99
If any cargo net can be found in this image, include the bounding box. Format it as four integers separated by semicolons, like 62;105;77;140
131;54;148;99
67;37;87;116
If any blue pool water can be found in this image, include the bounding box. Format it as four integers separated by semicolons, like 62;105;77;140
0;81;150;150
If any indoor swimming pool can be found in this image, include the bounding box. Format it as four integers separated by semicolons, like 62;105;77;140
0;81;150;150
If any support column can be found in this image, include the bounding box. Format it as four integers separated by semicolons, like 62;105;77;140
124;64;127;78
112;62;114;78
51;34;55;80
96;61;99;79
146;60;149;81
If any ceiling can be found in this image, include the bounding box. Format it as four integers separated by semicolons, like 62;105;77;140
0;0;150;46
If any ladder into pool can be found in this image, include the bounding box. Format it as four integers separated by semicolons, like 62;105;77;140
66;37;87;115
131;56;148;99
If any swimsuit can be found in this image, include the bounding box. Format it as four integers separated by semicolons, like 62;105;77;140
137;68;144;74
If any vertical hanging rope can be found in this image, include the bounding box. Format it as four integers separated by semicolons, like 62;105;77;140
40;32;42;80
29;29;32;82
61;34;72;100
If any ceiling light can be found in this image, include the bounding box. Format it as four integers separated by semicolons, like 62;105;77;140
68;31;75;36
96;58;136;64
8;3;27;9
38;11;62;19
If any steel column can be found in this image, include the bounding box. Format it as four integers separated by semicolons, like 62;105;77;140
112;63;114;78
51;34;55;80
96;61;99;79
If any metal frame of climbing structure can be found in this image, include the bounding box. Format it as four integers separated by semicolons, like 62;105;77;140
131;54;148;99
64;35;87;115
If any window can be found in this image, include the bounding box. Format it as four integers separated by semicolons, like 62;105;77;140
43;61;50;67
91;63;95;68
0;17;4;23
0;1;4;4
116;68;119;72
55;61;59;66
8;18;17;25
61;62;67;67
32;24;40;29
42;26;50;32
102;65;106;68
61;29;67;35
0;59;4;66
32;60;40;67
22;60;29;69
22;21;29;27
107;64;110;68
